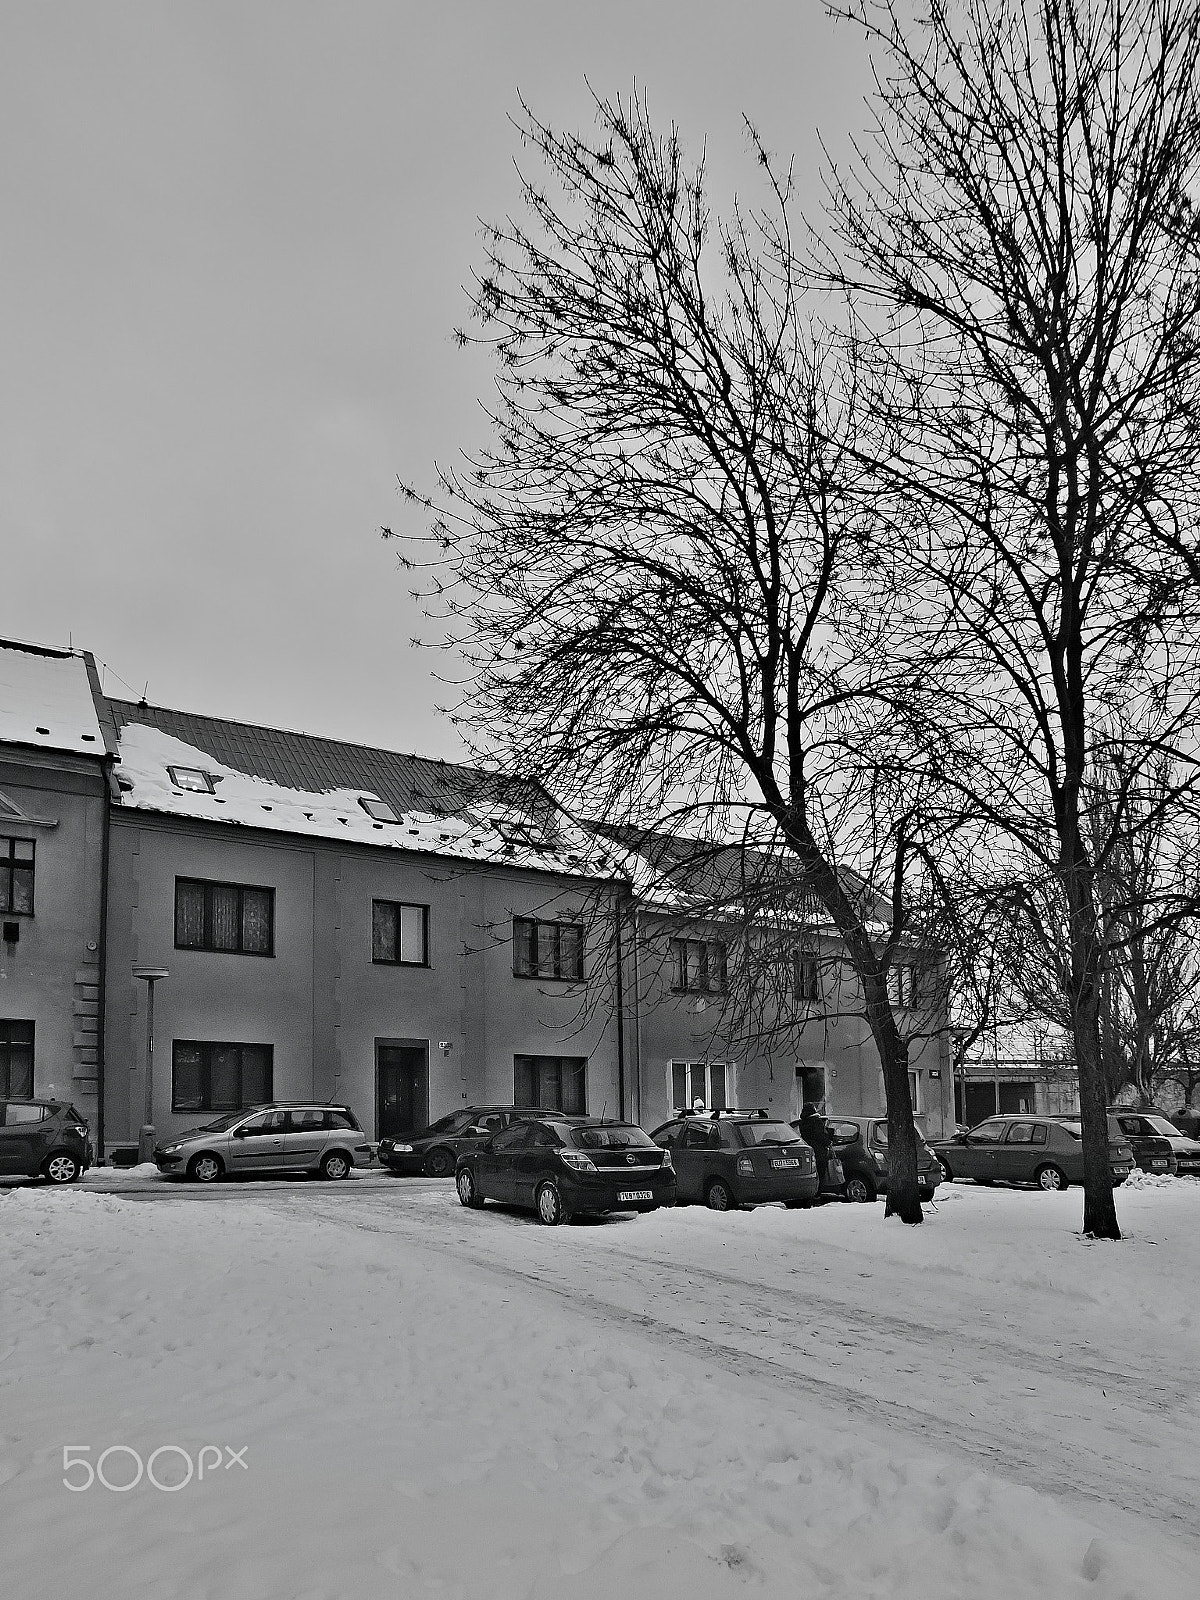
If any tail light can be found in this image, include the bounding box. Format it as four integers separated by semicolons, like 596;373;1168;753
736;1155;754;1175
660;1150;674;1171
558;1150;597;1173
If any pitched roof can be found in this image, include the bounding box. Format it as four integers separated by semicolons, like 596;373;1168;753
106;699;616;878
0;638;109;758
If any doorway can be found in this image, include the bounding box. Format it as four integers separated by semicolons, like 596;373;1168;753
793;1064;828;1119
376;1041;429;1140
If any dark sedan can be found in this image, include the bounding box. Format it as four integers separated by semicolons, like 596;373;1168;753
379;1105;548;1177
455;1115;676;1224
1108;1111;1195;1176
931;1115;1133;1190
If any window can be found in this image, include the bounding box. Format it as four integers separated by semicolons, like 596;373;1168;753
359;797;399;823
171;1042;273;1112
492;1122;534;1152
0;1020;34;1097
887;964;919;1008
4;1102;46;1124
372;900;429;965
1006;1121;1047;1146
494;818;549;850
167;767;215;794
0;837;35;916
514;1055;586;1114
794;953;820;1002
513;917;584;980
669;938;727;993
175;879;274;956
669;1060;729;1112
969;1120;1006;1143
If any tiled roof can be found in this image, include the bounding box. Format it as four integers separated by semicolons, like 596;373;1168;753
107;699;538;820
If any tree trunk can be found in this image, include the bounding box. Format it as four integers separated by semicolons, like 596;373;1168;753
1066;880;1121;1239
863;971;923;1224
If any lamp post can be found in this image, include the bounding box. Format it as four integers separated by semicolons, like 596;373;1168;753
133;965;169;1165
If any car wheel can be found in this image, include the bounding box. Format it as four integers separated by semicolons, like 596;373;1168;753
536;1181;569;1225
844;1175;875;1203
187;1152;223;1184
43;1152;81;1185
1035;1163;1068;1191
424;1147;454;1178
320;1151;352;1180
705;1179;734;1212
938;1159;954;1181
456;1167;484;1208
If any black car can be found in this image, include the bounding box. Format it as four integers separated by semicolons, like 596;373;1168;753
1108;1110;1196;1175
649;1110;819;1210
379;1105;550;1177
810;1114;944;1204
455;1115;676;1224
0;1099;92;1184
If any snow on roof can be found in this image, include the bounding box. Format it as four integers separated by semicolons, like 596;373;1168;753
113;721;619;878
0;640;106;756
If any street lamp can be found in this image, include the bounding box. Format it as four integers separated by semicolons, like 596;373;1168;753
132;965;169;1165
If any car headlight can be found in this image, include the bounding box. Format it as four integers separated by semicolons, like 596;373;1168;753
390;1143;413;1153
159;1143;181;1154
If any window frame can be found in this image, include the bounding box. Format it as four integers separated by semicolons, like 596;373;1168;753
668;937;728;994
371;899;430;967
668;1059;732;1113
174;877;275;957
512;917;585;981
513;1055;587;1115
0;1019;35;1098
794;951;821;1003
170;1040;274;1113
0;835;35;918
887;962;919;1009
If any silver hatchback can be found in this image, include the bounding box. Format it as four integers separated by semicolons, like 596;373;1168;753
153;1104;373;1183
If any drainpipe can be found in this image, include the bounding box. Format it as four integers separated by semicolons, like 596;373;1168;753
632;904;644;1126
95;763;112;1160
613;888;627;1122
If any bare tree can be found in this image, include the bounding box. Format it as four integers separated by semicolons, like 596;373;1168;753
398;91;955;1221
822;0;1200;1238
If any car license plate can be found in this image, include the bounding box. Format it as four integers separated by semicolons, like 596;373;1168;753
1151;1159;1167;1169
771;1158;800;1168
617;1189;653;1202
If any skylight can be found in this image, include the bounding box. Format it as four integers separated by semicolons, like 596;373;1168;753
168;766;215;793
493;817;549;850
358;796;399;824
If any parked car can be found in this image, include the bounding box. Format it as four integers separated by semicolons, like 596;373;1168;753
931;1115;1134;1190
379;1105;549;1177
455;1114;675;1224
153;1103;373;1183
0;1099;92;1184
1108;1110;1198;1175
1167;1106;1200;1140
807;1114;944;1203
649;1109;819;1210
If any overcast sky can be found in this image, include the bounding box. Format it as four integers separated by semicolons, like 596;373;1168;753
2;1;871;760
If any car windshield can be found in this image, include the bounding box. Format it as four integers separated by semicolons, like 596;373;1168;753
423;1112;471;1136
196;1112;251;1132
570;1125;657;1149
869;1122;933;1155
1144;1116;1183;1137
736;1122;802;1147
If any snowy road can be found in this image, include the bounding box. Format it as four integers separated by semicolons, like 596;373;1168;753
3;1172;1198;1600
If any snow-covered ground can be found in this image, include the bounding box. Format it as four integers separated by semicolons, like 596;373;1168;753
2;1173;1198;1600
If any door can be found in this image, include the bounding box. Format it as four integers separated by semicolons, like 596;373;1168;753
955;1118;1005;1179
0;1102;48;1175
511;1122;558;1206
477;1121;529;1201
994;1119;1046;1182
793;1065;827;1121
282;1108;328;1169
227;1109;287;1173
376;1042;429;1141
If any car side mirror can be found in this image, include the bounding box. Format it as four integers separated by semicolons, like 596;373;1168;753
233;1128;249;1138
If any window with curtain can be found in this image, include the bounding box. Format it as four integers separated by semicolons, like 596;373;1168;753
513;1055;586;1114
174;879;274;955
669;1060;729;1112
512;918;585;980
0;836;35;916
171;1041;273;1112
0;1020;35;1097
372;900;429;965
668;938;727;993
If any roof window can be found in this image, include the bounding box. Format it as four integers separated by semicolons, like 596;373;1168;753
359;797;399;823
168;767;215;794
493;817;549;850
